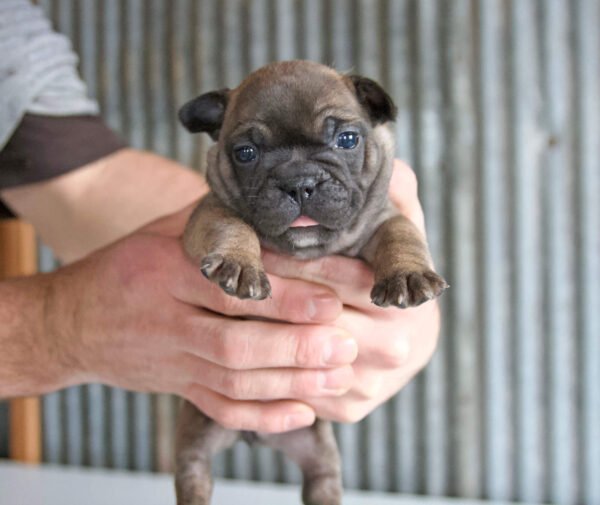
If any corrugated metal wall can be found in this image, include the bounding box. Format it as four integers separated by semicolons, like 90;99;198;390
32;1;599;504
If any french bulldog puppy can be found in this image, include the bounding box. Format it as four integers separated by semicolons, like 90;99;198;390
175;60;447;505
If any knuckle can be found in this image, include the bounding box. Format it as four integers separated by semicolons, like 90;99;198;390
277;288;307;321
216;330;250;370
219;371;249;400
214;290;241;315
313;257;340;283
259;413;286;433
353;375;383;401
335;402;370;424
315;256;373;290
293;327;323;367
381;335;411;368
291;371;317;396
213;408;241;431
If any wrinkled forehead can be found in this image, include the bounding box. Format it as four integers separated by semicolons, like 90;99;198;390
223;64;364;143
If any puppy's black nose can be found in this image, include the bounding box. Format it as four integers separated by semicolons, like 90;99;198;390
280;178;317;204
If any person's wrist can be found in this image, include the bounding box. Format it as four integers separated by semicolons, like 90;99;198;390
41;265;92;389
0;272;83;397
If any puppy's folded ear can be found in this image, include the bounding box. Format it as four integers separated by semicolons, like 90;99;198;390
178;89;230;140
346;76;397;125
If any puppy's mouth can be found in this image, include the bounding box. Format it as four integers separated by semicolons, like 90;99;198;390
289;215;320;228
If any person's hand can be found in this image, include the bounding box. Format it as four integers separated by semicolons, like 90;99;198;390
262;160;442;422
44;206;357;433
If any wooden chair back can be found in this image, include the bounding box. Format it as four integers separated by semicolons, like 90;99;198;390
0;218;42;463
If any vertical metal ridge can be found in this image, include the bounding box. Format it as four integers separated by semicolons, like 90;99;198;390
415;0;448;495
221;0;244;87
273;0;296;61
100;0;124;134
509;1;547;502
328;0;353;70
541;2;578;504
77;0;98;102
121;0;146;149
85;384;107;468
356;0;381;80
146;0;170;158
108;389;128;469
384;6;419;493
171;0;195;167
299;0;323;62
364;401;390;491
443;0;482;498
132;393;152;471
42;392;62;464
393;0;424;495
478;0;513;500
574;2;600;505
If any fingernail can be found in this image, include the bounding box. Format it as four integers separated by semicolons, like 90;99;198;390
306;292;342;322
319;367;352;393
284;410;315;431
322;336;358;366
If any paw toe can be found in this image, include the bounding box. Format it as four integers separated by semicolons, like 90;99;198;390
372;269;448;309
200;254;271;300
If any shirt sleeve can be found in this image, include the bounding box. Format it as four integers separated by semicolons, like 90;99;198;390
0;0;100;149
0;114;126;191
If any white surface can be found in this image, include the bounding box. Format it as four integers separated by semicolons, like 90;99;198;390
0;461;540;505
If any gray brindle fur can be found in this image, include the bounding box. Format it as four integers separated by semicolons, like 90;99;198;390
176;60;447;505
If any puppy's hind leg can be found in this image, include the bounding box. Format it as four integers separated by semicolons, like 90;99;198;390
262;419;342;505
175;401;239;505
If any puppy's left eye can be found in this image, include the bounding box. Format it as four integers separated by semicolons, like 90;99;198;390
234;145;258;163
335;131;360;149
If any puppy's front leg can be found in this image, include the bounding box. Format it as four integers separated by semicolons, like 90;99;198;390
183;194;271;299
361;214;448;308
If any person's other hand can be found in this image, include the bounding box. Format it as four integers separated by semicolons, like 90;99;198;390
45;205;357;433
262;159;442;422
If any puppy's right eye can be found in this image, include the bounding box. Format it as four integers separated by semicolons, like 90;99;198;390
234;145;258;163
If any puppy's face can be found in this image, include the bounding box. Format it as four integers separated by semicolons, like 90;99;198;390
179;61;396;253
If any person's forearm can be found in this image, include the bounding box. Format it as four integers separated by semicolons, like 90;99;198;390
0;274;77;397
0;148;208;263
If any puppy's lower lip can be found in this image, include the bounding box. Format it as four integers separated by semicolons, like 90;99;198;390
290;216;319;227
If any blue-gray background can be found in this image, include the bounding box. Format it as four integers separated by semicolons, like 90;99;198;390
2;1;599;505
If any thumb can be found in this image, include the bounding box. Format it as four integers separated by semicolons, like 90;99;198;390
141;201;198;237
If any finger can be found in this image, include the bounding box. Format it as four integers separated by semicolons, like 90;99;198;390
389;159;426;234
334;306;412;369
261;251;377;310
308;361;420;423
178;309;358;370
142;201;198;237
173;257;342;323
184;384;316;433
182;354;354;400
305;369;403;424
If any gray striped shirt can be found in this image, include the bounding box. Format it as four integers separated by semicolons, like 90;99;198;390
0;0;98;149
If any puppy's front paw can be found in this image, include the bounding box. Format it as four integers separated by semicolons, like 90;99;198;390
200;253;271;300
371;269;448;308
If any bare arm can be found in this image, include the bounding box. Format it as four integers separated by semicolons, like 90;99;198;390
0;148;209;263
0;274;71;395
